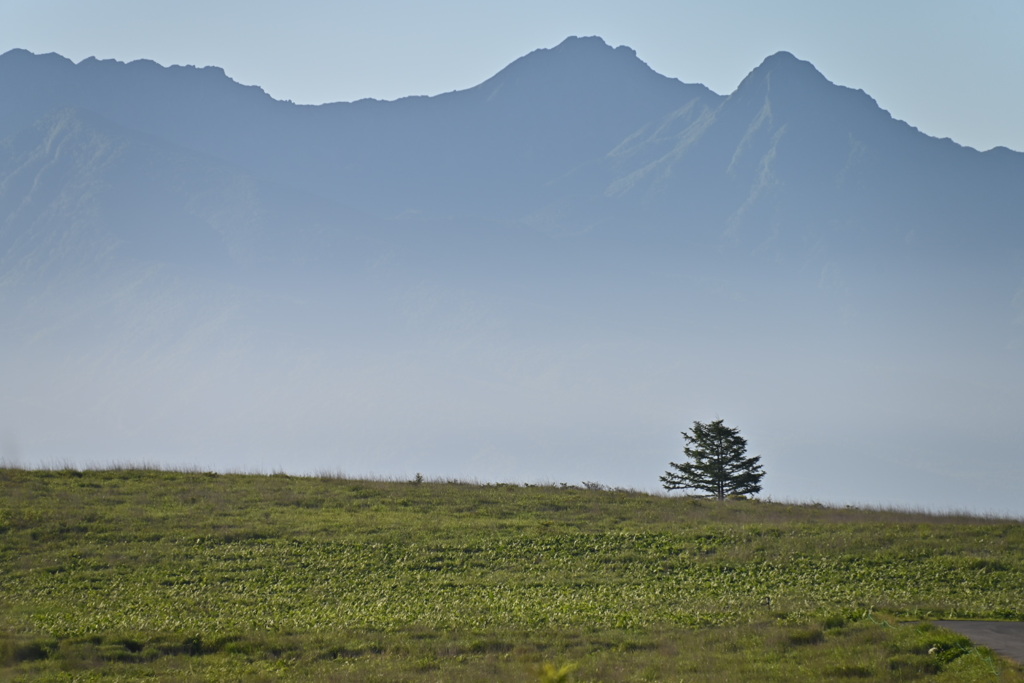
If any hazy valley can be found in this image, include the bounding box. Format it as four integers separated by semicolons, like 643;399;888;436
2;37;1022;514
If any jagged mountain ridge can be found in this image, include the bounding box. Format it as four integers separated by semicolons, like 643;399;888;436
2;38;1024;513
590;50;1024;261
2;37;1021;258
0;37;718;220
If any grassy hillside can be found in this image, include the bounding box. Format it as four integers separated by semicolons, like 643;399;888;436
1;467;1023;681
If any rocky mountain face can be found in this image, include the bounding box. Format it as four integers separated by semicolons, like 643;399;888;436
3;36;1021;269
2;37;1022;513
0;38;714;219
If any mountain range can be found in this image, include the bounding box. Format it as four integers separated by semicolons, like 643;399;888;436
2;37;1022;514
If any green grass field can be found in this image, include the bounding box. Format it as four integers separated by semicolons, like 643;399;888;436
2;467;1023;681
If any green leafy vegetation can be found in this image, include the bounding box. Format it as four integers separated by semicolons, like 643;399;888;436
1;467;1022;680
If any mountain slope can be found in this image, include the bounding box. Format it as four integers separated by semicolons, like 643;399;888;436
1;39;1023;515
0;106;379;286
0;37;717;219
597;51;1024;262
4;41;1021;246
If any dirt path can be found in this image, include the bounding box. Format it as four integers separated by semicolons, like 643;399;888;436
933;621;1024;665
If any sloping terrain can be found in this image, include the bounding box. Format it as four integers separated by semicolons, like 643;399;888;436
1;468;1022;681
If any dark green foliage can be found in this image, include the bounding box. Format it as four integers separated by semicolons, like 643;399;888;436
9;640;53;663
661;419;765;499
823;614;847;630
785;628;825;646
888;654;942;676
827;664;875;678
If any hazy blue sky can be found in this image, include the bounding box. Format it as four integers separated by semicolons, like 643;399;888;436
4;0;1023;152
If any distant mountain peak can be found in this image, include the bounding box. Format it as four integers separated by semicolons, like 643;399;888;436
549;35;637;57
0;48;33;59
723;48;874;124
761;50;802;65
553;35;612;49
77;54;230;79
0;48;74;68
497;35;649;77
472;35;717;106
739;50;831;90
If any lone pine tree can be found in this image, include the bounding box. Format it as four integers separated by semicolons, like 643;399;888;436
660;419;764;500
